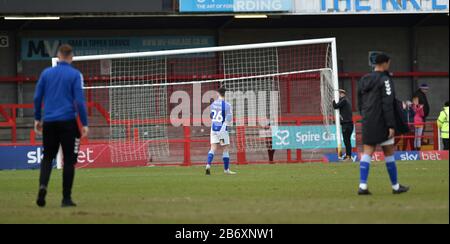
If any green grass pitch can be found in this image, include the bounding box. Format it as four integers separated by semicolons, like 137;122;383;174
0;160;448;224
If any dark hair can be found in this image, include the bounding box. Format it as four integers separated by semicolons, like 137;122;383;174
58;44;73;57
217;86;226;97
374;53;391;65
445;101;449;107
420;83;430;89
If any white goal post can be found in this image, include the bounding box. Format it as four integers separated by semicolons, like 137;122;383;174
52;37;342;164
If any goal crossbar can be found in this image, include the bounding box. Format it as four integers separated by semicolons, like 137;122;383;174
52;38;337;65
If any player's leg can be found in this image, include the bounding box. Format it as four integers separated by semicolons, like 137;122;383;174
222;145;235;175
222;145;230;171
37;122;60;207
382;143;409;194
358;144;375;195
343;124;353;160
205;134;218;175
59;120;81;207
268;149;275;163
220;131;235;175
266;139;275;163
222;149;236;175
206;143;218;166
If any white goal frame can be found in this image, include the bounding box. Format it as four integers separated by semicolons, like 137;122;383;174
52;37;343;162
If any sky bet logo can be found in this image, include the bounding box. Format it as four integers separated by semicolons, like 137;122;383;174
397;151;447;161
27;147;44;164
398;151;420;161
27;147;95;164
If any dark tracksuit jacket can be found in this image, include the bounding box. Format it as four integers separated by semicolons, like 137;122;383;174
333;96;354;156
358;71;396;145
333;97;353;125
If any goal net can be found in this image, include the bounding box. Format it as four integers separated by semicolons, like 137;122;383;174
57;38;341;164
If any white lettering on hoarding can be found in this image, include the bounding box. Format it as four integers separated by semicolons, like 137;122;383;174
234;0;284;12
27;147;44;164
319;0;448;13
27;147;94;164
0;36;9;48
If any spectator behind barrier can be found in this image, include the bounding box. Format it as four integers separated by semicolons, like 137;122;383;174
412;96;425;151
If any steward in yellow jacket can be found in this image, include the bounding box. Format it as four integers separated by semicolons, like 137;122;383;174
437;101;449;150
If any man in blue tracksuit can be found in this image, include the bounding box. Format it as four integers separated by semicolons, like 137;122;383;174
34;44;88;208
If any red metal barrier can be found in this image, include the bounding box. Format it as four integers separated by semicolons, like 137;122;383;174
0;104;337;165
1;71;447;164
0;104;441;165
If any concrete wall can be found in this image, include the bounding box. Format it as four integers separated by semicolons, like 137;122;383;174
219;27;444;111
0;31;17;104
16;29;216;109
416;26;449;117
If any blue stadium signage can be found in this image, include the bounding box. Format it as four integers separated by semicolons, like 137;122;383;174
292;0;449;14
319;0;448;12
271;125;356;150
179;0;293;13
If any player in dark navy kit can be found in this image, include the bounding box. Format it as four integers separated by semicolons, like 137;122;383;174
34;44;88;207
357;53;409;195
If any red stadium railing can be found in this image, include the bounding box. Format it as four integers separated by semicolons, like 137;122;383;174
0;101;441;165
0;103;335;164
2;71;447;112
0;71;447;165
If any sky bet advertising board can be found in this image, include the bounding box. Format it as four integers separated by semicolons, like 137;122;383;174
0;144;448;170
323;150;449;163
0;144;147;170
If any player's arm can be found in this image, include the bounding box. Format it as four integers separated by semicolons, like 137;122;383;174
33;71;46;135
73;73;89;137
210;103;214;119
220;104;233;133
381;78;396;137
333;98;346;109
